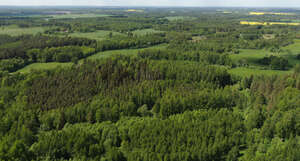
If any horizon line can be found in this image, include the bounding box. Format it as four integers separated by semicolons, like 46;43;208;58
0;5;300;8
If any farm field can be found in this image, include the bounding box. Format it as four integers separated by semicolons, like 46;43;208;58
283;39;300;53
231;43;300;66
249;12;294;15
15;44;167;73
126;9;144;12
165;16;196;21
50;14;112;19
16;62;73;73
230;49;272;65
67;30;125;40
280;19;300;23
229;41;300;76
240;21;300;26
229;67;292;77
0;25;48;36
132;29;164;35
86;44;168;60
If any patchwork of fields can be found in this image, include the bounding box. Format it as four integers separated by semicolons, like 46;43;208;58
2;12;299;78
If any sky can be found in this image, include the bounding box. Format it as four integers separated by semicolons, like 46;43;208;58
0;0;300;7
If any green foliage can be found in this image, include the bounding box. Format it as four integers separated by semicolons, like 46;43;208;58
1;7;300;161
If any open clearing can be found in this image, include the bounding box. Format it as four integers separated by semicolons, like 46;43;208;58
126;9;144;12
249;12;294;16
16;44;167;73
16;62;73;74
230;49;272;66
0;25;48;36
68;30;125;41
86;44;168;60
132;29;164;36
231;41;300;66
229;40;300;77
165;16;196;21
283;39;300;53
240;21;300;26
229;67;292;77
50;14;112;19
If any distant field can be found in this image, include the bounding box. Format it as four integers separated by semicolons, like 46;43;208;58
240;21;300;26
229;40;300;77
283;39;300;53
230;49;271;66
16;62;73;74
132;29;164;36
68;30;125;41
15;44;167;73
50;14;112;19
229;67;292;77
280;19;300;23
126;9;144;13
0;25;47;36
231;44;300;66
86;44;168;60
165;16;196;21
249;12;294;16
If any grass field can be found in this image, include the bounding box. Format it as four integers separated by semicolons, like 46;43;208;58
229;67;292;77
229;41;300;77
16;62;73;74
165;16;196;21
240;21;300;26
280;19;300;23
0;25;48;36
249;12;294;16
283;39;300;53
50;14;112;19
68;30;125;41
132;29;164;36
16;44;167;73
126;9;144;13
86;44;168;60
230;49;271;66
231;45;300;66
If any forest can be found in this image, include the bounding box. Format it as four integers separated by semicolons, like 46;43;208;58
0;7;300;161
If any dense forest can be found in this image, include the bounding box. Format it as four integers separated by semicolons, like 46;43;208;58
0;7;300;161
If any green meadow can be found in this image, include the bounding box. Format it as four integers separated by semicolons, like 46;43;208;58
0;25;48;36
229;67;292;77
68;30;125;41
228;40;300;77
50;14;112;19
165;16;196;21
231;41;300;67
86;44;168;60
16;44;167;73
132;29;164;35
16;62;73;74
283;39;300;53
